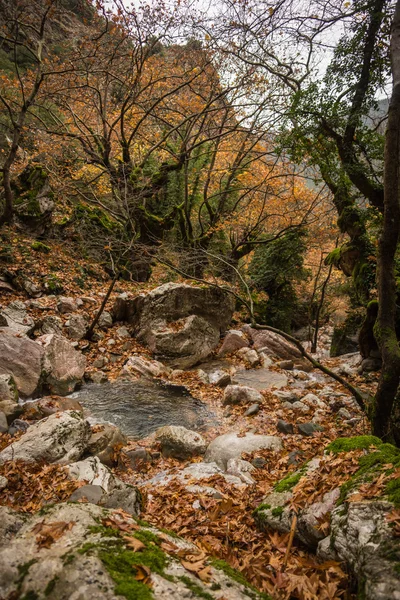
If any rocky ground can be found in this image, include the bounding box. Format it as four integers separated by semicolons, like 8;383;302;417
0;235;399;600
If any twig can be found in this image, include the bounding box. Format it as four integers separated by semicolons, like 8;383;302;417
282;514;297;572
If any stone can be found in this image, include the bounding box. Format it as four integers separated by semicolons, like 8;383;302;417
113;283;235;369
278;360;294;370
122;355;168;378
244;403;260;416
282;400;309;413
360;357;382;372
244;326;302;360
208;369;231;387
0;374;20;420
223;384;263;406
274;390;299;403
155;425;207;460
22;396;83;420
338;407;352;419
0;331;44;398
68;484;104;504
66;312;87;340
98;310;113;330
329;500;400;600
39;314;62;335
297;422;324;436
116;325;130;338
251;457;267;469
300;393;327;409
0;300;35;335
93;356;108;368
0;502;266;599
226;458;256;484
232;367;287;390
90;371;108;383
0;475;8;490
312;409;327;424
0;411;8;433
86;423;127;466
147;461;246;489
38;334;86;395
56;296;77;314
277;419;294;434
8;419;29;436
236;347;260;367
288;450;304;465
0;410;91;465
121;447;150;470
204;432;282;470
218;330;248;356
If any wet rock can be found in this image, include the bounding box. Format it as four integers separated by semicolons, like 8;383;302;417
155;425;207;460
38;333;86;395
0;410;91;465
204;432;282;470
277;419;294;434
223;384;263;406
56;296;78;314
218;330;248;356
0;300;35;335
297;422;324;436
236;347;260;367
0;331;44;398
22;396;83;420
244;403;260;416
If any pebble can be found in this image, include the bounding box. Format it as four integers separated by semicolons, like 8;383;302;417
277;419;294;434
244;403;260;416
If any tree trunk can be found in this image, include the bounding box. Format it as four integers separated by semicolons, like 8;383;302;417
372;0;400;442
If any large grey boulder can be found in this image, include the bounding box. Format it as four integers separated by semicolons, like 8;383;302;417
0;502;266;600
155;425;207;459
0;410;91;465
0;330;44;397
204;432;282;470
38;333;86;395
112;283;235;368
0;300;35;335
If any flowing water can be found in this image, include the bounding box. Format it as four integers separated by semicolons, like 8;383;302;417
71;379;216;439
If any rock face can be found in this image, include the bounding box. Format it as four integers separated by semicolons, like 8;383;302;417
0;330;44;397
204;432;282;469
39;334;86;395
0;502;266;600
223;384;263;406
0;410;91;465
0;300;35;335
329;501;400;600
155;425;207;459
112;283;235;368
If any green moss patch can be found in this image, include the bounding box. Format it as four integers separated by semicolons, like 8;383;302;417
326;436;382;454
274;471;302;493
211;559;272;599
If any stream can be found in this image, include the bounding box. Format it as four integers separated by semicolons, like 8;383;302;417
70;379;216;439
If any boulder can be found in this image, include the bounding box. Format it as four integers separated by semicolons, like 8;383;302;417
122;355;168;378
0;374;21;421
57;296;78;314
146;461;246;489
0;300;35;335
208;368;232;387
98;311;113;330
86;423;127;466
0;411;8;433
39;315;63;335
0;330;44;398
0;410;91;465
243;326;302;360
232;367;287;390
204;432;282;470
112;283;235;368
226;458;256;484
218;330;249;356
223;384;263;406
38;334;86;395
66;313;87;340
155;425;207;459
0;502;267;600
